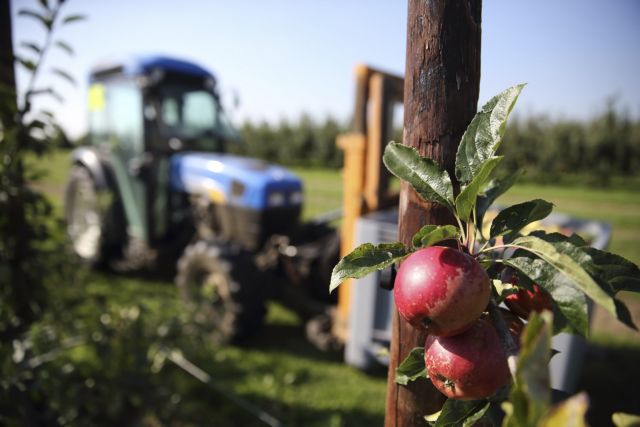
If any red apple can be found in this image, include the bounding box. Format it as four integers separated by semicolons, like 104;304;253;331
500;270;552;320
424;317;510;400
505;283;553;319
393;246;490;337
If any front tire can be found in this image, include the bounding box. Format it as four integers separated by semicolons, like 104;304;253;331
176;241;266;343
64;165;123;266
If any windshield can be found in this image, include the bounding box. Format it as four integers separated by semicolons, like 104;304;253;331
157;83;239;150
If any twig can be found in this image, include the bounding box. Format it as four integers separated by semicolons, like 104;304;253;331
27;336;85;368
22;4;61;111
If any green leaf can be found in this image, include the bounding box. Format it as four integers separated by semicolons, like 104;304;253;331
27;87;64;103
54;40;74;56
525;232;638;331
433;399;490;427
17;57;37;72
583;247;640;294
425;410;441;425
508;235;618;322
329;242;408;293
411;225;460;249
490;199;553;240
455;156;502;222
503;311;553;427
20;41;41;55
455;84;526;183
612;412;640;427
62;14;87;25
27;119;46;130
492;279;520;304
51;68;76;86
505;257;588;336
539;392;589;427
475;171;522;234
383;142;454;210
18;9;52;29
395;347;427;386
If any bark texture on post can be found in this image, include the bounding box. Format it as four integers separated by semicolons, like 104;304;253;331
384;1;482;426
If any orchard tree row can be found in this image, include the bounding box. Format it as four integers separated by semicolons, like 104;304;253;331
226;104;640;186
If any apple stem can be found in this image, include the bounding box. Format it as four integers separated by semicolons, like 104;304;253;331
488;299;519;380
455;216;467;246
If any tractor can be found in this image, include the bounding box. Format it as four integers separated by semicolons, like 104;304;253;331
65;55;339;343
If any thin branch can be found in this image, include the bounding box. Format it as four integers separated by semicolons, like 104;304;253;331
478;243;526;255
475;239;491;255
455;215;467;246
467;220;475;253
22;2;63;114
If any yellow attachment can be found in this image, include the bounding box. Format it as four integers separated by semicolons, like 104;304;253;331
208;188;226;204
88;84;105;112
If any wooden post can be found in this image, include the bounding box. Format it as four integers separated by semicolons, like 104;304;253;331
384;1;482;426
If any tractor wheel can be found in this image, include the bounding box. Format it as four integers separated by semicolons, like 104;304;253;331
176;241;266;343
64;165;123;266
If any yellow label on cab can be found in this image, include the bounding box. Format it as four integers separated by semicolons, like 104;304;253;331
88;84;105;111
209;188;226;204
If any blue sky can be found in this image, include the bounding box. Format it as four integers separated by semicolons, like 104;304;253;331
11;0;640;139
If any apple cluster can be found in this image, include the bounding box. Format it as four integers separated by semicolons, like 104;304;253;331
393;246;550;400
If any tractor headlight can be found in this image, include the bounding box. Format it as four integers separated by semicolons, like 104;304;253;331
267;192;285;207
290;190;303;204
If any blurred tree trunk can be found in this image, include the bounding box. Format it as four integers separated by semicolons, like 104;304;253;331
384;1;482;426
0;0;17;114
0;0;34;341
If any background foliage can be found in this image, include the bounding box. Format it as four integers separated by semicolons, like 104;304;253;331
226;105;640;189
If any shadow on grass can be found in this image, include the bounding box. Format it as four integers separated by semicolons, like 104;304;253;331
84;264;389;427
165;341;386;427
89;267;373;368
577;343;640;427
172;376;384;427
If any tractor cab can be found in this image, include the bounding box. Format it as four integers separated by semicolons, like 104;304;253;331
67;55;302;268
89;55;238;154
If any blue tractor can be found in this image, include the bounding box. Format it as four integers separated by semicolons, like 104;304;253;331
65;55;339;342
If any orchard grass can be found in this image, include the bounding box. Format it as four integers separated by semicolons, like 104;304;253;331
32;149;640;424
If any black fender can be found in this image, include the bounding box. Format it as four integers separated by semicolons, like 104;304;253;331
70;146;110;191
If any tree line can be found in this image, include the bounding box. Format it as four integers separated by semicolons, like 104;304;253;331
500;104;640;185
230;105;639;186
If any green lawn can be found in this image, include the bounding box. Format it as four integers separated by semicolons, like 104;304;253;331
498;183;640;266
291;167;640;266
32;150;640;425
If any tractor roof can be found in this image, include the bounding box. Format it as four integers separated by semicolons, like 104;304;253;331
90;54;215;82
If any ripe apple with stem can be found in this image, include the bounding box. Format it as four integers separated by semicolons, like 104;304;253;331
424;317;511;400
393;246;491;337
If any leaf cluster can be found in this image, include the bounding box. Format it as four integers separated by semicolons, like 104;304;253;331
329;84;640;426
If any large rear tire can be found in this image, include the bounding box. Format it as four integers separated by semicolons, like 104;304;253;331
176;241;266;343
64;165;124;266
